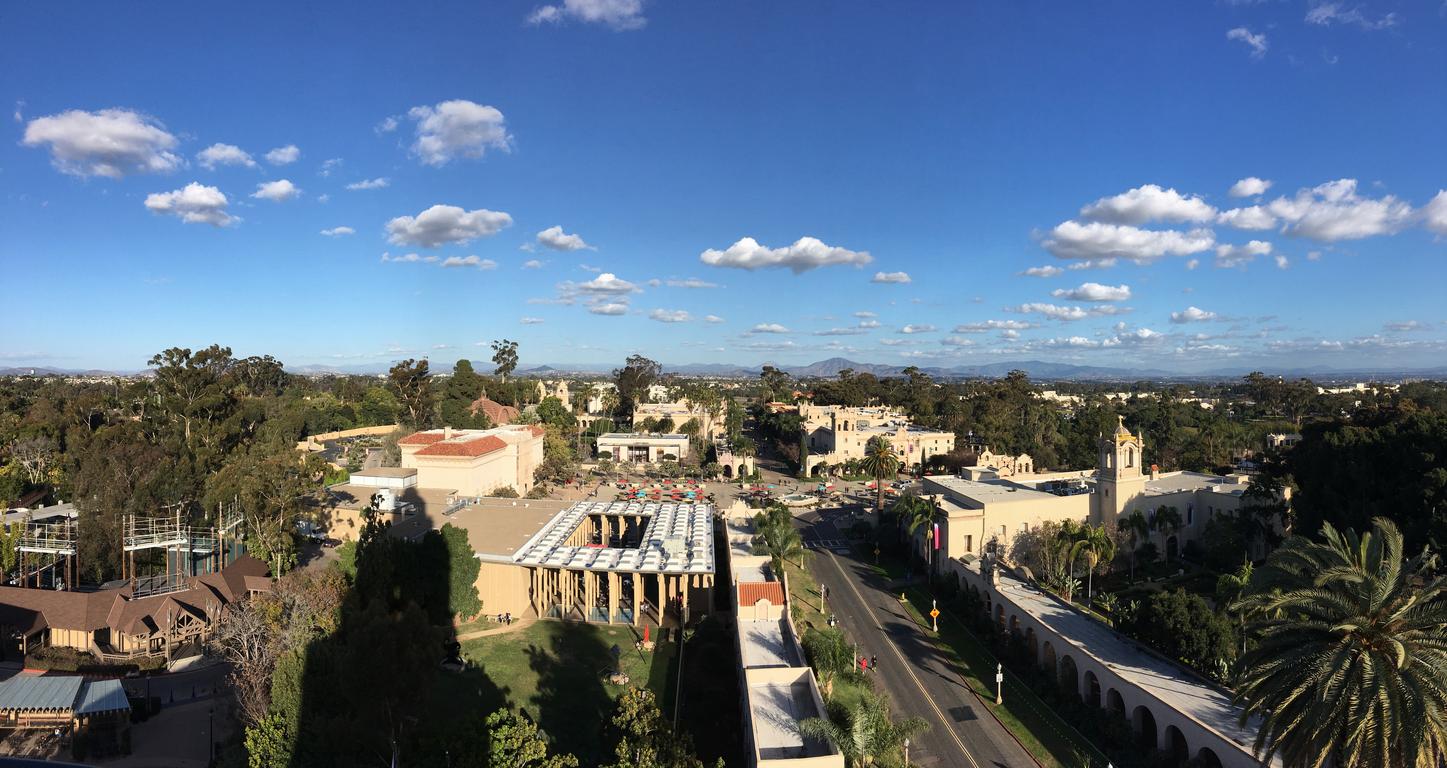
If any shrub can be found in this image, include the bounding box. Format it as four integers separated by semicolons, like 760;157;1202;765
488;485;520;498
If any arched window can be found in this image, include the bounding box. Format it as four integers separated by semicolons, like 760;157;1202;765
1125;447;1135;468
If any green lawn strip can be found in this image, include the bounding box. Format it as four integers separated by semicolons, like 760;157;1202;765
459;620;677;763
782;556;829;633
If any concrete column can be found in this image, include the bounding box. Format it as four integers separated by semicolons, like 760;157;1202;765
631;573;641;626
607;571;618;624
586;571;596;621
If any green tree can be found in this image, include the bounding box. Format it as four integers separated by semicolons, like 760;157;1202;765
440;359;487;428
244;713;293;768
799;691;928;768
491;339;520;382
357;386;399;426
613;355;662;424
1076;522;1116;604
1233;518;1447;768
1122;588;1236;681
536;396;576;430
206;444;326;575
859;436;900;512
895;493;945;575
388;358;434;429
485;709;580;768
440;523;482;620
803;627;855;699
603;687;707;768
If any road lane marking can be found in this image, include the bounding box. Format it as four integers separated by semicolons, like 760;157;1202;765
824;551;983;768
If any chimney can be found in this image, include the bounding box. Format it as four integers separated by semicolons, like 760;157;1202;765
444;426;454;440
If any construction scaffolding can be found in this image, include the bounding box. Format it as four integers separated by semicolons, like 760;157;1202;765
122;501;246;596
17;517;77;590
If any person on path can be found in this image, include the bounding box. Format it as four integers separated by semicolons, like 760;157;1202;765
870;654;878;671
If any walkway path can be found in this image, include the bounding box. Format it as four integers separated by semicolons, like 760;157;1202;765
456;616;536;641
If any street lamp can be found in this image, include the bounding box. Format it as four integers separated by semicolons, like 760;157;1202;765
995;663;1004;705
208;706;214;766
903;737;910;767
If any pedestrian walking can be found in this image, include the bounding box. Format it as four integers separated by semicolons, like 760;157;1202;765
870;654;878;671
859;656;867;673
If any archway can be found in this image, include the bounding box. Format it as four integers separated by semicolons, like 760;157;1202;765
812;463;826;478
995;604;1005;632
1058;655;1079;703
737;463;748;478
1082;669;1101;709
1166;535;1179;561
1106;688;1125;717
1041;640;1057;675
722;464;733;479
1195;747;1223;768
1132;705;1158;751
1025;627;1038;664
1009;614;1020;638
1164;725;1188;765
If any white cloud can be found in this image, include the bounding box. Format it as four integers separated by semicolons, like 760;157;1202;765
522;259;544;269
1080;184;1217;225
853;311;877;318
1067;258;1119;271
815;327;869;336
871;271;912;284
196;143;256;169
23;108;181;178
320;226;355;237
520;316;545;325
1043;221;1214;262
346;177;389;190
1170;306;1218;323
1266;179;1412;241
1214;240;1272;268
857;319;881;329
700;236;872;273
1229;177;1273;198
704;315;725;324
319;158;342;177
408;100;512;166
536;225;594;251
900;324;936;334
441;255;498;270
559;273;640;299
265;145;300;165
252;179;301;202
144;183;236;226
954;320;1034;333
941;337;975;348
589;302;629;316
375;115;400;134
750;323;790;334
1052;282;1131;302
1305;2;1396;30
1021;265;1063;278
649;309;691;323
1011;303;1128;321
1422;191;1447;236
381;252;438;263
1274;254;1290;269
1384;321;1424;332
1186;259;1200;270
1217;205;1277;230
1102;327;1164;347
527;0;645;30
1226;27;1269;58
317;193;330;204
386;204;513;247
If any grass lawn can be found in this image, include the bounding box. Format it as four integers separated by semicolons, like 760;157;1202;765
781;555;829;634
451;620;679;764
870;556;1109;768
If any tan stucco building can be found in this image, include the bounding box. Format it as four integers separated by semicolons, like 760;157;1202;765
399;425;545;496
596;433;691;464
797;403;955;475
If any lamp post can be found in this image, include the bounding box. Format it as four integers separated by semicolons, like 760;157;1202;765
208;706;214;766
995;663;1004;705
903;737;910;767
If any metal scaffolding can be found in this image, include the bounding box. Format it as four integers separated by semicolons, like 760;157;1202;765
122;501;246;596
17;517;77;590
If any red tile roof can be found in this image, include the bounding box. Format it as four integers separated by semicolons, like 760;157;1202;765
527;425;545;438
399;431;448;446
469;397;520;426
738;581;785;607
414;435;508;458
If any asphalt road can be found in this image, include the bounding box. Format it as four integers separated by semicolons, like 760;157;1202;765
799;507;1037;768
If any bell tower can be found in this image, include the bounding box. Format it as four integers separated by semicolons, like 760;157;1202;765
1095;416;1146;526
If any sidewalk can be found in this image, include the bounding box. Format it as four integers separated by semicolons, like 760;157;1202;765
457;616;535;641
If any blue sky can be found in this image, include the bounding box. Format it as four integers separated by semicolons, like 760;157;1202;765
2;0;1444;373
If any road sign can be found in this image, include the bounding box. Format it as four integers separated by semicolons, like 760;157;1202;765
929;608;940;618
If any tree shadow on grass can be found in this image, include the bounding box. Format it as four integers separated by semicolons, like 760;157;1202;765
526;622;616;764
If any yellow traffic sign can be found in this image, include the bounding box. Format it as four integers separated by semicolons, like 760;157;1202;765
929;608;940;618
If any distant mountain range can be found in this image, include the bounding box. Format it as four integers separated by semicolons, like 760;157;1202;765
6;358;1447;382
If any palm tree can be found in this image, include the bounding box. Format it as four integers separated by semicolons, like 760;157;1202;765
1151;505;1183;559
1117;510;1149;582
1077;523;1116;605
802;627;854;700
753;504;807;569
799;692;928;767
1233;518;1447;768
1053;521;1088;604
897;494;946;578
1215;560;1253;654
859;436;900;512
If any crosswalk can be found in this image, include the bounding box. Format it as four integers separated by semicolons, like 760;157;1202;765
805;538;848;549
